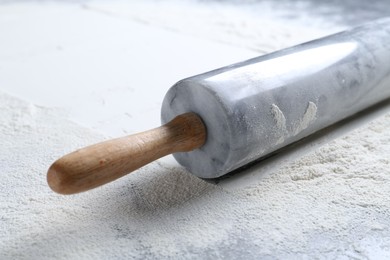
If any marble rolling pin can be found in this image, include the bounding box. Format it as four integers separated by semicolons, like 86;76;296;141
48;18;390;194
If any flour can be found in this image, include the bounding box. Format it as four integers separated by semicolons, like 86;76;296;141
271;104;287;144
2;93;390;259
85;0;343;54
271;104;287;131
271;101;318;144
2;1;390;259
294;101;318;135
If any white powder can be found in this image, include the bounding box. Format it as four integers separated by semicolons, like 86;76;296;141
271;101;318;144
85;0;343;54
271;104;287;144
293;101;318;135
2;1;390;259
271;104;287;131
2;93;390;259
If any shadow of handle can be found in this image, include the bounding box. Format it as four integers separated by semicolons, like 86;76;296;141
47;113;206;195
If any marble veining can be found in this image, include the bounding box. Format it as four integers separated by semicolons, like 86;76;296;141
161;18;390;179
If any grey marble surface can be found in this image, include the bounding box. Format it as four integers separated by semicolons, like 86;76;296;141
162;18;390;178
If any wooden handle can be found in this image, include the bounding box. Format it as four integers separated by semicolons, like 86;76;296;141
47;113;206;194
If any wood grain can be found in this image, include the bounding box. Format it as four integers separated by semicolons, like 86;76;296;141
47;113;206;194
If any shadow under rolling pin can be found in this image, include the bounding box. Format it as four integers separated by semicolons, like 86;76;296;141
48;18;390;194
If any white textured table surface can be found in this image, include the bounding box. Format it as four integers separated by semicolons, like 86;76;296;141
1;1;390;259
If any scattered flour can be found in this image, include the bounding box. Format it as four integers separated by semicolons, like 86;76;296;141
294;101;318;135
2;93;390;259
271;101;317;144
85;0;342;54
1;1;390;259
271;104;287;144
271;104;287;131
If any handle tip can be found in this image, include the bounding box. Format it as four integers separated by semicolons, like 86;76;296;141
47;162;74;195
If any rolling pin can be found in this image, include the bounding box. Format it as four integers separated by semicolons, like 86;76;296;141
48;18;390;194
